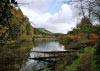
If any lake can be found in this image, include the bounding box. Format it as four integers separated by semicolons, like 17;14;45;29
20;41;66;71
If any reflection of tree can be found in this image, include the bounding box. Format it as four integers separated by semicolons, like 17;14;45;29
0;42;31;70
0;48;17;71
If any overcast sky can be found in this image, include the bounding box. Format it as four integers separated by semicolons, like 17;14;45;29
16;0;80;34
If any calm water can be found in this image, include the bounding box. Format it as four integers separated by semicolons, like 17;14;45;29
20;41;65;71
0;42;33;71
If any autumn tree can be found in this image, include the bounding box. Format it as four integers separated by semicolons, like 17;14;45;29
0;0;12;43
0;0;19;45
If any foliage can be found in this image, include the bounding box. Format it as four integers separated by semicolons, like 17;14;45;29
42;68;51;71
93;41;100;71
34;28;53;35
64;46;95;71
33;28;55;39
0;1;34;71
65;35;73;44
76;17;92;34
0;1;34;43
26;23;31;35
26;19;31;35
0;1;13;41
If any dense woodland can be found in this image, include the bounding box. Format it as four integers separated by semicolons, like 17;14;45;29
0;0;34;71
0;0;34;45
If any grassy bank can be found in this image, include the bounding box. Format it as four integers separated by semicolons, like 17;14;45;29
63;46;96;71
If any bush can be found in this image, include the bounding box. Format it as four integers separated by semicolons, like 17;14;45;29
64;35;73;44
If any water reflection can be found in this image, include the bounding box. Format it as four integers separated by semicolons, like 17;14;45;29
32;41;65;51
20;41;65;71
0;42;33;71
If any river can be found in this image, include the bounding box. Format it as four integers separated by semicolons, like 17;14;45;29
20;41;66;71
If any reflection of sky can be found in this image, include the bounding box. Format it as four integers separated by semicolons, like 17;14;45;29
31;41;65;51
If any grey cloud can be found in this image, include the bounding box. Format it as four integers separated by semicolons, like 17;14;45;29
16;0;78;34
16;0;50;12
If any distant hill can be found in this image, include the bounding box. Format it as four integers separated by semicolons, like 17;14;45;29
34;28;53;35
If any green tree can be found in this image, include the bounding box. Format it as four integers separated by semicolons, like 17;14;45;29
76;17;93;39
26;22;31;35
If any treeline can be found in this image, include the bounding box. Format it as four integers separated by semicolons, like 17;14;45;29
57;17;99;46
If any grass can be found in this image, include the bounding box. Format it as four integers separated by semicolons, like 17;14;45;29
63;46;96;71
92;43;100;71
